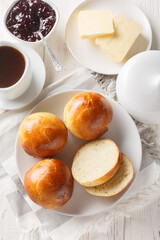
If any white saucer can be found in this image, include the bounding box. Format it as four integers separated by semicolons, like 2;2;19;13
0;46;46;110
65;0;152;75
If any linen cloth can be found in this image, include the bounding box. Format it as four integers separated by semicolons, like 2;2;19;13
0;68;160;240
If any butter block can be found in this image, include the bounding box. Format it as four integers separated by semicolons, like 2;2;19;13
79;10;114;39
95;12;142;62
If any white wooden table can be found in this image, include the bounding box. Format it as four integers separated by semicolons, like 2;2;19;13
0;0;160;239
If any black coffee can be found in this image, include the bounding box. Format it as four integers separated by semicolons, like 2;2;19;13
0;46;25;88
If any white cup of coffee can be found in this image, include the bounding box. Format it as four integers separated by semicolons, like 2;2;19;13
0;41;32;100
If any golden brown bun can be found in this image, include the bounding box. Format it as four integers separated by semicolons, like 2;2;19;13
19;112;68;158
64;92;113;140
24;159;73;209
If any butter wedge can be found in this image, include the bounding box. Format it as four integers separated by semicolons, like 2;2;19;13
79;10;114;39
95;12;142;62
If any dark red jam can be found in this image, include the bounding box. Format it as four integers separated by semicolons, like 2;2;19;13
6;0;56;42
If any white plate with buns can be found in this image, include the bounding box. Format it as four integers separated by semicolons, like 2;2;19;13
65;0;152;75
15;90;142;216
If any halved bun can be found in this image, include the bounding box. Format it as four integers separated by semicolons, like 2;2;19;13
85;153;134;196
19;112;68;158
64;92;113;140
72;139;120;187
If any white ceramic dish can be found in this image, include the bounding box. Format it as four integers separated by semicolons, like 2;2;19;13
4;0;59;46
0;45;45;110
65;0;152;75
116;50;160;123
15;90;142;216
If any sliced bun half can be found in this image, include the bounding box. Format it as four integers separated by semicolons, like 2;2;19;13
85;153;134;196
72;139;121;187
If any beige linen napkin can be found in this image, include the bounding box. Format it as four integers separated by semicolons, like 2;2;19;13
0;68;160;240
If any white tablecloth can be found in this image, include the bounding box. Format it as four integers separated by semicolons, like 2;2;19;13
0;68;160;240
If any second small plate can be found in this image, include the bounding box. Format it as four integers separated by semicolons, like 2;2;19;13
65;0;152;75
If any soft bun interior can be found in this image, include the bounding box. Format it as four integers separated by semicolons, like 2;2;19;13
85;153;134;196
72;138;120;187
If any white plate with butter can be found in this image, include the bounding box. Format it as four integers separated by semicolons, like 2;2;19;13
16;90;142;216
65;0;152;75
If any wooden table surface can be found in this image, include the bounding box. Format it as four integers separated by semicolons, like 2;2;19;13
0;0;160;239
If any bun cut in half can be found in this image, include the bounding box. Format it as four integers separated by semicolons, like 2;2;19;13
64;92;113;140
19;112;68;158
85;153;134;197
24;159;73;209
72;139;121;187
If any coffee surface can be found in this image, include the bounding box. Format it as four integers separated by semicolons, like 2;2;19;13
0;46;25;88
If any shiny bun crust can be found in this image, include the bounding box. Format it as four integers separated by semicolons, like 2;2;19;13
24;159;73;209
64;92;113;140
19;112;68;158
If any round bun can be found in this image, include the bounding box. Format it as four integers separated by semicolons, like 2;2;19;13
19;112;68;158
64;92;113;140
24;159;73;209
